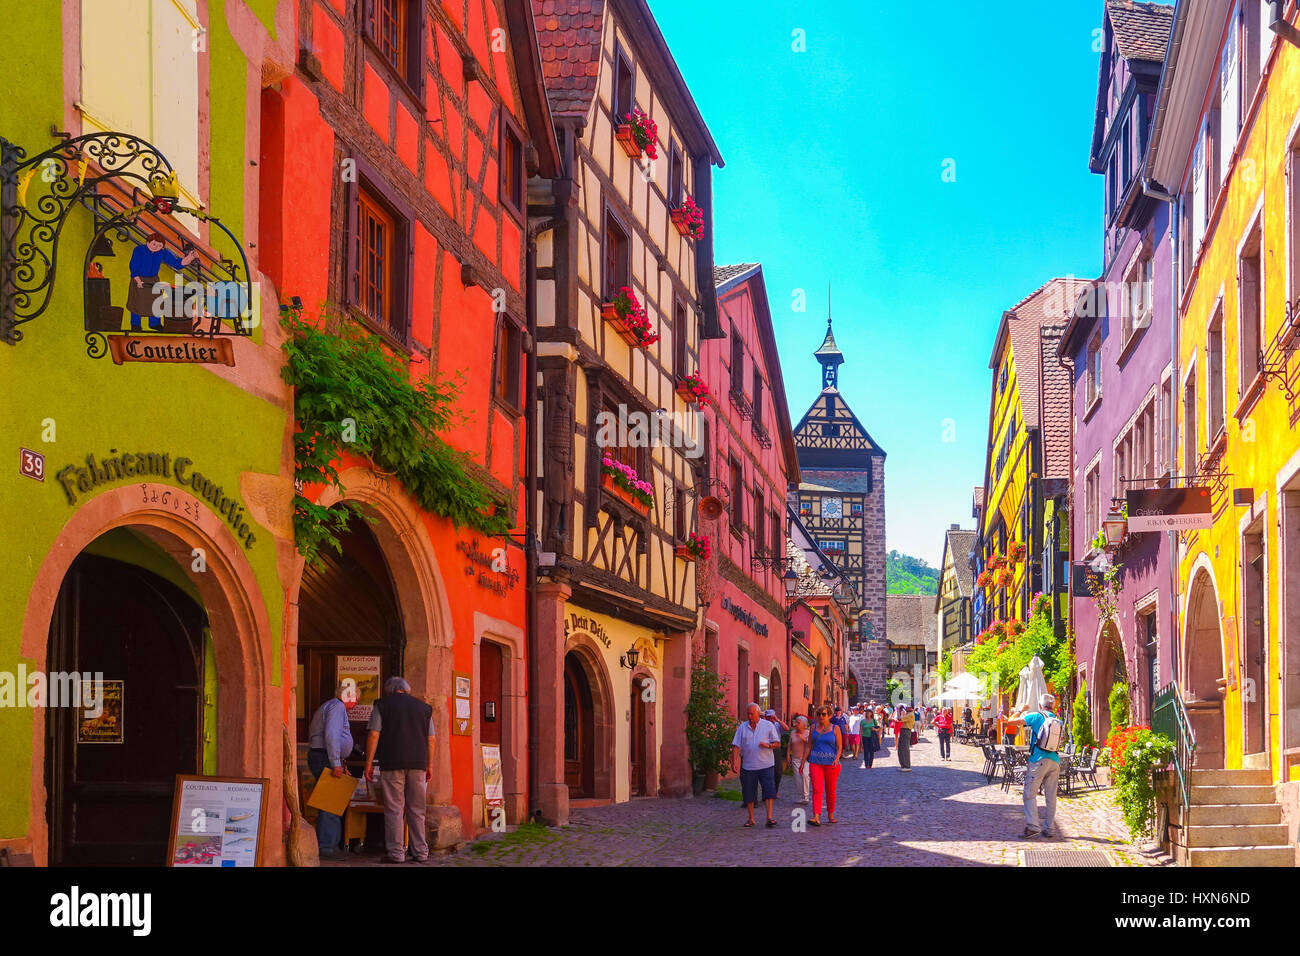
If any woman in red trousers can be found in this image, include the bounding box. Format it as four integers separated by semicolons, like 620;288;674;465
807;706;843;825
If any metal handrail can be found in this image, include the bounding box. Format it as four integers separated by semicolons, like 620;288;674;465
1152;681;1197;808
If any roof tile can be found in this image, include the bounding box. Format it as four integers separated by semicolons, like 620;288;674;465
1107;0;1174;63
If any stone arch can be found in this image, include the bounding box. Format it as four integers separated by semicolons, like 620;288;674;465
301;466;455;800
563;634;616;800
1091;618;1128;743
1182;561;1227;768
768;661;784;716
21;485;278;865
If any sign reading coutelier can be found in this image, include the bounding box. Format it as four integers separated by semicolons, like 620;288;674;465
1125;487;1213;532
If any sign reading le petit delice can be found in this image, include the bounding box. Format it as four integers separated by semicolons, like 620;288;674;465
1125;487;1213;532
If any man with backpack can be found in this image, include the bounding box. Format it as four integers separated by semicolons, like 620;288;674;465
1007;693;1065;839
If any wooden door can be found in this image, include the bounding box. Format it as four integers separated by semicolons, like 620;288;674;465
47;553;205;866
563;655;593;796
480;641;502;746
630;678;646;796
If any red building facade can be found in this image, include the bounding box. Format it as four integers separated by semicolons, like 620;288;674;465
260;0;558;845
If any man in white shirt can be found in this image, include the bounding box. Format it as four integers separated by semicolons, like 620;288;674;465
845;707;864;760
730;702;781;828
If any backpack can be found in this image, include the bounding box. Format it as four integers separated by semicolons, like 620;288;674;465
1034;713;1064;753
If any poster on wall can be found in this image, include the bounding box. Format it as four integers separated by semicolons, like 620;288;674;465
337;655;381;723
167;776;268;867
452;670;472;736
77;679;124;744
482;745;504;828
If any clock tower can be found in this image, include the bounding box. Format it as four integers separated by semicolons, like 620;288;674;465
793;317;889;702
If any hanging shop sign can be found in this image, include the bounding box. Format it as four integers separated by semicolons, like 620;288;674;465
456;538;520;595
77;679;124;744
53;451;257;549
565;612;612;648
452;671;473;736
336;656;381;724
720;596;770;637
1125;487;1213;532
167;775;268;867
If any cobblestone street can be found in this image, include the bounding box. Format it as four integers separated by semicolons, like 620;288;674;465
425;733;1151;867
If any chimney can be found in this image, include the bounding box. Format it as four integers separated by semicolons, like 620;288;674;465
950;524;960;531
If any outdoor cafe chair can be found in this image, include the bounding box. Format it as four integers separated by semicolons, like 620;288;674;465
1076;747;1100;790
980;744;999;783
1000;749;1027;792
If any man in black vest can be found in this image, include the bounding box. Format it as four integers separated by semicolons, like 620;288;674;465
364;676;436;863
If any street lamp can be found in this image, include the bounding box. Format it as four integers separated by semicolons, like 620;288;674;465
782;568;798;599
619;645;639;670
1103;510;1127;549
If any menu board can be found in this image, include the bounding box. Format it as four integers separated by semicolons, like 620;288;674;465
78;679;124;744
482;745;504;827
168;776;268;867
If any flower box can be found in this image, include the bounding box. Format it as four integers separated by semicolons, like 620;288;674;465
669;197;705;240
599;468;652;516
675;532;711;562
674;545;695;561
601;287;658;348
675;373;712;408
615;124;642;158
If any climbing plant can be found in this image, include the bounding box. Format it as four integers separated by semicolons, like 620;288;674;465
280;304;512;564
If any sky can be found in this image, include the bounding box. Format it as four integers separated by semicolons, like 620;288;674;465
650;0;1111;569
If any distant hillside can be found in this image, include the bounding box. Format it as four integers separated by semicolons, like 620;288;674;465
886;550;939;595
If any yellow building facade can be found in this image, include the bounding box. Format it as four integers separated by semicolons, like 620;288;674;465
1147;4;1300;817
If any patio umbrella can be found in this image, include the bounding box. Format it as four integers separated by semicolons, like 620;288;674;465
1018;655;1049;711
1014;664;1032;710
944;672;983;696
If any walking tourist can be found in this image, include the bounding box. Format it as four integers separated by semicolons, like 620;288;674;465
895;704;914;771
306;680;358;858
1009;693;1065;839
788;715;811;804
860;707;878;768
845;706;862;760
764;708;790;798
961;704;974;733
730;703;781;828
807;706;843;825
830;706;849;760
934;706;954;760
364;676;436;863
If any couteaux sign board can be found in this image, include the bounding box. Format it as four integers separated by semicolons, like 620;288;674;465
1125;487;1213;532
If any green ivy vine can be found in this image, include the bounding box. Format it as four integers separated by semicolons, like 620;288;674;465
280;304;512;564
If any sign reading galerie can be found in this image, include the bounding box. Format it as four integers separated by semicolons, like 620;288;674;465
54;452;257;549
1125;487;1213;532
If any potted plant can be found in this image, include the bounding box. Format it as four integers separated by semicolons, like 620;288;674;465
987;553;1006;571
675;531;711;562
600;286;658;348
995;567;1015;588
1008;540;1027;563
975;569;994;589
685;655;736;795
1105;724;1175;838
600;456;654;515
670;195;705;240
616;107;658;160
675;371;712;407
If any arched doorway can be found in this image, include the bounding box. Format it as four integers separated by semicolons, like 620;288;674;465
563;653;595;797
296;509;404;777
769;666;783;716
1185;569;1226;769
630;675;648;796
46;539;207;865
1094;623;1127;743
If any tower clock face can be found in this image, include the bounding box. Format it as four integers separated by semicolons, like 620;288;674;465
822;497;842;519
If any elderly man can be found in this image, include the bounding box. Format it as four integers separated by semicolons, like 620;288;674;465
730;702;782;828
307;680;359;858
1007;693;1065;839
364;677;436;863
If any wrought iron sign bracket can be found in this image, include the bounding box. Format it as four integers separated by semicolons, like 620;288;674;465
1259;295;1300;403
1;129;252;346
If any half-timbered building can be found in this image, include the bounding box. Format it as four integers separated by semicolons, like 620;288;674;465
793;319;889;701
528;0;724;823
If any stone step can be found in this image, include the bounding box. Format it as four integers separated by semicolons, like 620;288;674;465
1189;768;1272;786
1189;785;1278;805
1186;803;1282;826
1185;823;1290;848
1187;845;1297;867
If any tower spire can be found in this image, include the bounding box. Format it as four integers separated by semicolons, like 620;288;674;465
814;284;844;390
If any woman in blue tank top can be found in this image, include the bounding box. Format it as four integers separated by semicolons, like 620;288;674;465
807;707;842;825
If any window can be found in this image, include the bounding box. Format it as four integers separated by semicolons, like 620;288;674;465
673;299;688;377
1243;0;1262;112
1141;401;1156;480
1114;435;1130;502
1124;251;1154;344
799;497;812;517
673;486;686;542
729;457;744;530
1121;116;1132;189
353;184;398;332
612;43;633;124
1107;154;1118;219
669;143;684;209
1291;138;1300;305
364;0;422;94
850;500;863;517
730;329;744;396
1208;310;1225;443
1085;462;1101;547
1240;223;1263;392
493;317;523;409
1206;93;1222;214
499;115;525;219
1184;370;1199;476
601;396;638;473
753;489;765;553
820;539;846;555
752;366;764;429
771;509;782;559
1180;192;1195;291
1140;608;1159;722
1086;333;1103;406
1221;12;1240;150
1159;376;1173;477
603;207;630;297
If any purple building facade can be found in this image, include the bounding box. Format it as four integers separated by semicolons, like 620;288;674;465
1061;0;1176;743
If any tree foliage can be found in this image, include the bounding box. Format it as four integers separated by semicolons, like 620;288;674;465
1109;680;1131;734
1072;678;1096;751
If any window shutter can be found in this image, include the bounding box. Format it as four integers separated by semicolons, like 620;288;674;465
1192;132;1207;251
345;175;360;307
1221;15;1240;161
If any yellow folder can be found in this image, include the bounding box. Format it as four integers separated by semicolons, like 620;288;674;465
306;771;360;817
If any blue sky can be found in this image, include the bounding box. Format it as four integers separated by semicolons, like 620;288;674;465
651;0;1110;567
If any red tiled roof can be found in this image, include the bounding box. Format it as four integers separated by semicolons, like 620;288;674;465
1107;0;1174;63
531;0;605;118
